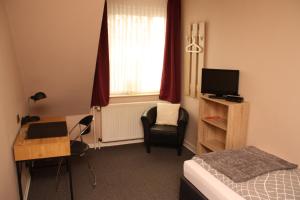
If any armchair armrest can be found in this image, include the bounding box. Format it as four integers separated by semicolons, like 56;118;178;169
141;106;157;126
141;106;157;144
177;108;189;146
177;108;189;126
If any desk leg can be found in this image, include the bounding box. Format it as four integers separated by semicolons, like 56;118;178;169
66;158;74;200
16;161;23;200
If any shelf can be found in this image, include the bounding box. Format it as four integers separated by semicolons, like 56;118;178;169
201;95;237;106
202;117;227;130
201;94;249;106
201;139;225;152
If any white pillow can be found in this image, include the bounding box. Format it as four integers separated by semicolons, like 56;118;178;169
156;103;180;126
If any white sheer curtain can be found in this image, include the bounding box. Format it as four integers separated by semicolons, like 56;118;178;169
107;0;167;95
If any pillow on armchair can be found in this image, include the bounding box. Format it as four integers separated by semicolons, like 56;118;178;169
155;103;180;126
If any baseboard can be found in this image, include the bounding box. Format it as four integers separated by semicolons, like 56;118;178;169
99;139;144;147
87;139;144;149
90;138;196;153
183;140;196;154
88;143;100;149
23;174;31;200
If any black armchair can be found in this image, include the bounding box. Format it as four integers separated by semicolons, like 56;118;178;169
141;106;189;155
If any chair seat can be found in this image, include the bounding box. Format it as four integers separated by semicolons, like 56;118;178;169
150;124;177;136
71;140;89;156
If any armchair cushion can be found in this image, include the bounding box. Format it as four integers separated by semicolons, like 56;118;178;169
156;103;180;126
150;124;177;135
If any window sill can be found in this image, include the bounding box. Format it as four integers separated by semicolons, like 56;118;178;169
110;93;159;98
109;93;160;104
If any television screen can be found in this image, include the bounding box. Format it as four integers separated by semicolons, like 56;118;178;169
201;68;239;97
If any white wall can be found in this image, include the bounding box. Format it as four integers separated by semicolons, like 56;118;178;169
181;0;300;164
4;0;105;116
0;1;27;199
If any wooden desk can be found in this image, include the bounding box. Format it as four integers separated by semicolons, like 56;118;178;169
13;117;73;200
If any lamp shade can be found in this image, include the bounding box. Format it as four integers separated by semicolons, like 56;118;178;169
30;92;47;101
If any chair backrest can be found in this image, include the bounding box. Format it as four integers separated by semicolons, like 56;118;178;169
79;115;93;136
144;106;188;125
69;115;93;141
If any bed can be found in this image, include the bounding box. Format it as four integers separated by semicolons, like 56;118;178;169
179;147;300;200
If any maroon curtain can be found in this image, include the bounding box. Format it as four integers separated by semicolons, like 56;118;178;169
159;0;181;103
91;1;110;107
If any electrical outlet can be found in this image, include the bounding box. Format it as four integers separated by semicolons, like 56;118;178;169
16;114;20;123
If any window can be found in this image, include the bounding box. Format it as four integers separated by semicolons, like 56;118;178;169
107;0;167;96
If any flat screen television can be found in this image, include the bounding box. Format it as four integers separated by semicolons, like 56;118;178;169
201;68;239;98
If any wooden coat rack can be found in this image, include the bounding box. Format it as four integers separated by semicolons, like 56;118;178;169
184;22;205;98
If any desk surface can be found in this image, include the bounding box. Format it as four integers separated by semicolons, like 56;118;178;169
14;117;71;161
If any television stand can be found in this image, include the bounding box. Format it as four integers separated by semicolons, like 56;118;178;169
208;94;225;99
197;95;249;154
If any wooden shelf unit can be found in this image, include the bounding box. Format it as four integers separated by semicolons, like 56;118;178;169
197;95;249;154
202;117;227;131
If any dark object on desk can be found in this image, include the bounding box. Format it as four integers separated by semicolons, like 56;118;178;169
21;116;40;125
21;91;47;125
225;95;244;103
29;116;40;121
141;106;189;156
56;115;96;188
27;122;68;139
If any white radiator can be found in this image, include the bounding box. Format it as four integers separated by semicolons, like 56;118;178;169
101;101;157;142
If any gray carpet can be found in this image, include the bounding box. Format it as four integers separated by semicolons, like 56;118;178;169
28;143;194;200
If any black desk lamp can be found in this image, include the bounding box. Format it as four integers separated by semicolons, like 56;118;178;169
21;92;47;125
30;92;47;101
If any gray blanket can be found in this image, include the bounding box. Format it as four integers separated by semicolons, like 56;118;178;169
193;157;300;200
199;146;297;182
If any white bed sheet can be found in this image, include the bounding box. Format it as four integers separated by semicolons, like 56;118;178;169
183;160;245;200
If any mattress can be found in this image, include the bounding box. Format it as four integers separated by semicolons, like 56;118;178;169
183;159;245;200
185;157;300;200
